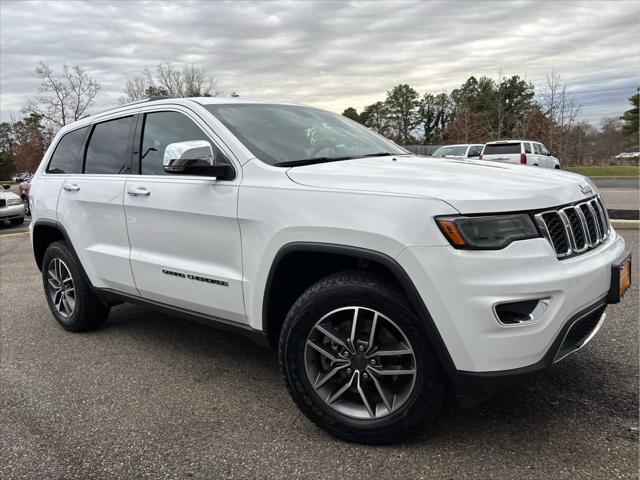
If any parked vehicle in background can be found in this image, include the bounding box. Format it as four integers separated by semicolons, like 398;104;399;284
0;184;26;225
480;140;561;169
432;144;484;159
28;97;630;444
12;172;32;183
20;178;31;215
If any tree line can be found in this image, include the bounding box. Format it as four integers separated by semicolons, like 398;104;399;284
342;74;638;165
1;62;638;179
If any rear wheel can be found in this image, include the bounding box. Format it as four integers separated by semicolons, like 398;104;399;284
42;241;109;332
279;271;444;444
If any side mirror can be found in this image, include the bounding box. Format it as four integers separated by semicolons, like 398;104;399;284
2;184;10;190
163;140;228;177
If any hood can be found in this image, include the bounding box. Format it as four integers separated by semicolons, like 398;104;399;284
0;190;20;200
286;155;596;213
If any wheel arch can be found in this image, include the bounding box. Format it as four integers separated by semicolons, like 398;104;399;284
262;242;456;372
32;219;82;273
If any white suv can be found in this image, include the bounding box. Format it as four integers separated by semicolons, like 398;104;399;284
481;140;561;169
29;98;631;444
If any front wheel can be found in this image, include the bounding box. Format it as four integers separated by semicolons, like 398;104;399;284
279;271;444;444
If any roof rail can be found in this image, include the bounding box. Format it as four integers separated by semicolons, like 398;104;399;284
92;96;181;117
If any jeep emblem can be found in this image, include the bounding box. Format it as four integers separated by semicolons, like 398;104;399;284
579;184;593;195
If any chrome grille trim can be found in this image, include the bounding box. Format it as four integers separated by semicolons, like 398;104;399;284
535;195;610;259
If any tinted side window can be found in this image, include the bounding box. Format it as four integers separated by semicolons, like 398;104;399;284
140;111;229;175
47;127;88;174
84;116;133;174
467;146;482;157
533;143;543;154
523;142;532;154
540;144;550;155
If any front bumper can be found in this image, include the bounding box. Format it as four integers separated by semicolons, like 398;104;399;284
396;229;627;373
0;204;25;220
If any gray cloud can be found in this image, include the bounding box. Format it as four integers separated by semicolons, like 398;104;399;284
1;0;638;124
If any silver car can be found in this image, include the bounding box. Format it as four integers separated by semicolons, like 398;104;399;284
0;185;26;225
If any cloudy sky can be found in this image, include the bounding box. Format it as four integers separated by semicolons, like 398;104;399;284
1;0;638;124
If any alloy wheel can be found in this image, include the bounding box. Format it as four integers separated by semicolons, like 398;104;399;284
304;306;417;419
46;258;76;318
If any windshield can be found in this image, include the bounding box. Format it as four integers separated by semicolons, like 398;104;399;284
204;104;406;166
432;146;468;157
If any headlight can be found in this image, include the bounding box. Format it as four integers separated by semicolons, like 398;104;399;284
6;198;23;206
436;213;539;249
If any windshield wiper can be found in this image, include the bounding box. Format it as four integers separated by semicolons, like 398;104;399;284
274;152;409;167
273;156;356;167
360;152;397;157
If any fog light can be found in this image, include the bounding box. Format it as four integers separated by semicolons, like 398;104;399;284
494;298;550;325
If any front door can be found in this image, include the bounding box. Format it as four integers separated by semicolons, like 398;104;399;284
123;108;245;323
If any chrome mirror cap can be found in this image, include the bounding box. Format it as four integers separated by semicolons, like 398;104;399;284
163;140;214;172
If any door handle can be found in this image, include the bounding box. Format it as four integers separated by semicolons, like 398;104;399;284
63;184;80;192
127;187;150;197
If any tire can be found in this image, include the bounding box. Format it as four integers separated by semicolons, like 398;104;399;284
555;165;560;170
42;241;109;332
10;217;24;225
279;270;445;444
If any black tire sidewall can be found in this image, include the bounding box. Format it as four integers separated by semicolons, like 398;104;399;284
281;274;443;443
42;241;107;332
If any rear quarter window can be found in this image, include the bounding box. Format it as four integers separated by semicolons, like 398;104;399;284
483;143;522;155
46;127;88;174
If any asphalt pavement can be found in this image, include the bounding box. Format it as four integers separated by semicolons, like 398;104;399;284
1;231;638;479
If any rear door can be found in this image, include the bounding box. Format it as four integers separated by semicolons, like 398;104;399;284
467;145;482;159
56;113;138;295
538;143;555;168
532;143;546;167
123;106;245;323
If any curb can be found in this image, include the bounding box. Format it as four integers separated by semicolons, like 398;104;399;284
589;176;640;181
608;209;640;221
0;229;28;237
611;219;640;230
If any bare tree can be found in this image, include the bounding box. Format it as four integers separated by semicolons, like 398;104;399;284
123;77;147;102
540;70;579;158
24;62;99;128
121;63;220;103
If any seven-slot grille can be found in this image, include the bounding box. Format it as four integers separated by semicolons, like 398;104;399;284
535;196;610;259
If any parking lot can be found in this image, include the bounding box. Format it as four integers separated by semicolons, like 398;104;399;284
0;230;638;479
